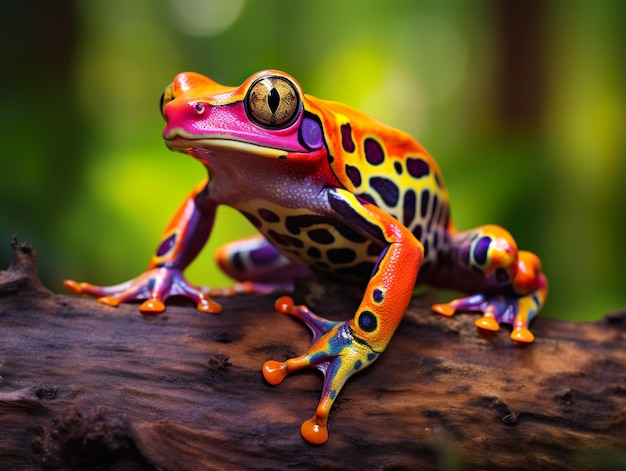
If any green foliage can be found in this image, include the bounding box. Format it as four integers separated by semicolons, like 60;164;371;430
1;0;624;321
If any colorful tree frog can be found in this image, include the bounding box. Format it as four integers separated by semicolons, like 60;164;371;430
64;70;548;444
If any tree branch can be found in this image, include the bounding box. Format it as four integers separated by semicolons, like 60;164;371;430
1;238;625;470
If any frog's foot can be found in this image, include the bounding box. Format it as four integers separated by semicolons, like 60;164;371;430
64;267;222;315
432;290;545;343
263;296;379;444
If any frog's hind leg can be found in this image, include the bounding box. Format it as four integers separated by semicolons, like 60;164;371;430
432;225;548;343
213;234;311;295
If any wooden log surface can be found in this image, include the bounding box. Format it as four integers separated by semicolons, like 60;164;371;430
1;237;625;470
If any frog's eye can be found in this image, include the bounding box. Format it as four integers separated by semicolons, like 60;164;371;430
160;83;174;118
245;76;300;128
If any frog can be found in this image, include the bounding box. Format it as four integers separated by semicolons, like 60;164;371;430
64;69;548;445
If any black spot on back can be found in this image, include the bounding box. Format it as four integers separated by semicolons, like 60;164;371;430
345;164;362;187
370;177;400;207
412;225;423;241
364;138;384;165
420;189;430;219
407;157;430;178
394;161;403;175
341;123;355;152
403;189;416;227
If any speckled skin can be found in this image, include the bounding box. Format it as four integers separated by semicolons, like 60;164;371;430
65;70;548;444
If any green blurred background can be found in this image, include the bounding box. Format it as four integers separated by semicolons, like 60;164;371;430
1;0;624;321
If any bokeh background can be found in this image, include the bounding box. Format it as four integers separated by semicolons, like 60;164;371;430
1;0;624;322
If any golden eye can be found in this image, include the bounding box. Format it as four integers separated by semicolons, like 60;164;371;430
245;76;300;128
160;83;174;117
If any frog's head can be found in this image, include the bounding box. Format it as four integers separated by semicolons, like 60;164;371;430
161;70;326;164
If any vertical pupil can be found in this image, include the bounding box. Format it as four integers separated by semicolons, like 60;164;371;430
267;87;280;113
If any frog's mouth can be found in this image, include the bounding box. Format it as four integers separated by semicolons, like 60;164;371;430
164;136;290;160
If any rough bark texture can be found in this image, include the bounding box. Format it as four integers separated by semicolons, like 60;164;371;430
1;237;625;470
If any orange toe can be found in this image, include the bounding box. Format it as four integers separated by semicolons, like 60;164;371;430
300;417;328;445
139;299;166;315
263;361;289;385
431;303;456;317
475;316;500;332
511;327;535;343
274;296;295;314
63;279;82;294
97;296;121;307
197;297;222;314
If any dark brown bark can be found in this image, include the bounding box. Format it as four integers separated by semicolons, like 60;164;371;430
1;237;625;470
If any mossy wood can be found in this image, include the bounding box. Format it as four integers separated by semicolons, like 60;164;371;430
1;238;625;470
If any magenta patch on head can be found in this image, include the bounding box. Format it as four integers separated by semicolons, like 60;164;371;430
299;116;323;150
164;101;309;152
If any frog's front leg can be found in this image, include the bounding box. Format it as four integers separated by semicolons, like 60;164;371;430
263;189;422;444
64;179;221;315
431;225;548;342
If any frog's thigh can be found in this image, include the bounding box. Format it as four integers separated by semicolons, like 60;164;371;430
215;234;310;282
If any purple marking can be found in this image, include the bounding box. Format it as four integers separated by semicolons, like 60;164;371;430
364;138;384;165
300;116;323;150
345;164;362;187
156;234;176;257
372;288;384;303
249;244;282;266
474;236;492;265
341;123;355;152
407;157;430;179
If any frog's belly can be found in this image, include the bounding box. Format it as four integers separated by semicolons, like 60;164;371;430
238;204;380;282
235;200;449;283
